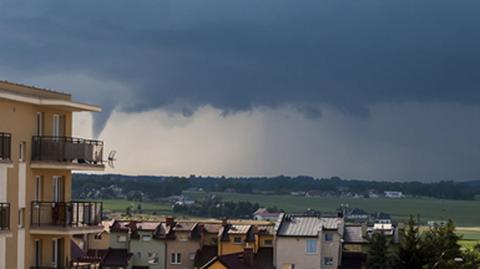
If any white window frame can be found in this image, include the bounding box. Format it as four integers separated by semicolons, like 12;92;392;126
171;253;181;264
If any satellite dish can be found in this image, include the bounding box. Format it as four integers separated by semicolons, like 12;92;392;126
107;150;117;168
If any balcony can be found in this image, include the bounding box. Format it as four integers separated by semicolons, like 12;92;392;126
30;201;103;235
31;136;104;171
0;132;11;163
0;203;10;235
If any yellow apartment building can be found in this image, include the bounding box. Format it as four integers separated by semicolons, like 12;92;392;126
0;80;105;269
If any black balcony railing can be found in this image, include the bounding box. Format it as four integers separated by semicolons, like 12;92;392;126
30;265;93;269
0;132;11;161
31;201;102;228
32;136;103;166
0;203;10;231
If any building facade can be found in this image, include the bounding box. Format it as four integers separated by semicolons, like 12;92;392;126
275;214;344;269
0;80;105;269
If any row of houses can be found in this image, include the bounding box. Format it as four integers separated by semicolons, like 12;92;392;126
72;213;375;269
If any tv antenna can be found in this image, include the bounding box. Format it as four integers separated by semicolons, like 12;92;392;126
107;150;117;168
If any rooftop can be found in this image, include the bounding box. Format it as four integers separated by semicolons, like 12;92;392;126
277;215;342;237
0;80;101;112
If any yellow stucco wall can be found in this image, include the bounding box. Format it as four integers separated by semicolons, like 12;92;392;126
0;92;80;269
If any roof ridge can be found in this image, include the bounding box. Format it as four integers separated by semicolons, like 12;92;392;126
0;80;71;97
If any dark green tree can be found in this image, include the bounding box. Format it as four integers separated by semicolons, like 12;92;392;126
395;216;425;269
366;232;393;269
422;219;462;269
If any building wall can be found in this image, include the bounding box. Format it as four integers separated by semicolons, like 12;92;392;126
320;231;342;268
276;237;321;269
110;231;130;249
166;231;201;269
0;96;75;269
87;232;111;250
218;234;251;256
130;231;166;269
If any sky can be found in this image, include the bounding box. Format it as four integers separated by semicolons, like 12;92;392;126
1;0;480;181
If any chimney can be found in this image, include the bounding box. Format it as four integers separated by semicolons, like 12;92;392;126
243;247;254;267
166;217;175;227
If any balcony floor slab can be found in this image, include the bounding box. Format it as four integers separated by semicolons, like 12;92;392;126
30;225;104;235
30;161;105;171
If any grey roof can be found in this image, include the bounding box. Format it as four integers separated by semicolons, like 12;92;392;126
277;216;342;237
227;224;252;235
343;226;368;244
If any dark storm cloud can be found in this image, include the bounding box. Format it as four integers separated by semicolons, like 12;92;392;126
1;0;480;133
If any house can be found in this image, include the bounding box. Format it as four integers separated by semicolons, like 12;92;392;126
341;225;368;269
0;80;106;269
166;218;203;269
218;221;257;256
384;191;404;198
194;223;223;268
253;208;282;222
275;213;344;269
200;220;275;269
345;208;369;222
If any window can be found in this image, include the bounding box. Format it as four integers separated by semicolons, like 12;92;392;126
19;142;25;162
142;234;152;241
117;235;127;242
52;239;59;268
264;239;273;246
36;112;44;136
324;257;334;266
18;208;25;228
171;253;181;264
52;176;64;202
324;233;333;242
137;252;142;258
148;252;159;264
34;240;42;267
35;176;43;201
233;236;243;244
189;252;196;260
306;239;317;254
52;114;65;137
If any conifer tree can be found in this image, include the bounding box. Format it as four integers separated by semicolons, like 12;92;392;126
396;216;424;269
366;232;393;269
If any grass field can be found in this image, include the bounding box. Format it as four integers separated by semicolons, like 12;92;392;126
185;191;480;227
100;194;480;248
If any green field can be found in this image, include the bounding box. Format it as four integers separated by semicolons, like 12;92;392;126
184;192;480;227
100;192;480;226
101;199;173;216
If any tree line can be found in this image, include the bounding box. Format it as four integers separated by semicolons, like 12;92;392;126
172;195;260;219
367;218;480;269
73;174;480;200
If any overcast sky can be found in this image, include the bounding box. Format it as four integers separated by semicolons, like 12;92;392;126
2;0;480;181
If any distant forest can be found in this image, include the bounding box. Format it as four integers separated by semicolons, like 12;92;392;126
72;174;480;201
